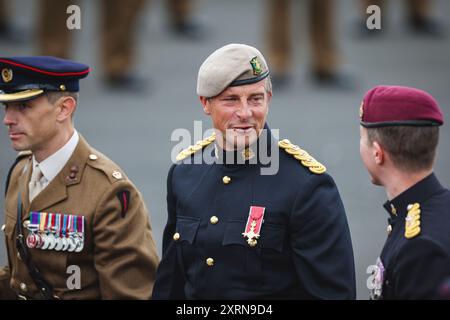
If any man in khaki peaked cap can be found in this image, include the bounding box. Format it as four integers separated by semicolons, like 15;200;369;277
0;56;159;300
153;43;356;299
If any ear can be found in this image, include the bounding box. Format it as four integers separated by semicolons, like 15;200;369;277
56;96;76;122
199;96;211;115
266;91;272;114
372;141;384;165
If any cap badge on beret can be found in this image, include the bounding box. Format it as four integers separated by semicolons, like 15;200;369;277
1;68;13;83
359;101;364;120
250;57;262;76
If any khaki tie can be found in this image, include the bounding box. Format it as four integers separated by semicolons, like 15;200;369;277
29;164;44;202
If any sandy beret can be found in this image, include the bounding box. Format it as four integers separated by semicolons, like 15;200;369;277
197;43;270;97
360;85;444;128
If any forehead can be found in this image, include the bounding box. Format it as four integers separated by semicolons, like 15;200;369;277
218;79;267;97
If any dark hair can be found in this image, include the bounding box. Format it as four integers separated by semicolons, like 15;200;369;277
367;126;439;172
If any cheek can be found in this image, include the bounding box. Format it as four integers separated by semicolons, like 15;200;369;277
31;112;55;137
361;146;375;171
359;142;364;158
253;107;267;124
211;108;234;127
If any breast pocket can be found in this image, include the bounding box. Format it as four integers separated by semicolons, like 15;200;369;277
175;215;201;245
221;219;287;285
259;222;286;253
222;220;286;253
222;220;247;247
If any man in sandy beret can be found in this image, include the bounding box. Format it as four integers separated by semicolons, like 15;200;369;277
153;43;356;300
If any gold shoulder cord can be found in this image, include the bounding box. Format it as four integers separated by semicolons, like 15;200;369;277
405;203;421;239
176;133;216;161
278;139;326;175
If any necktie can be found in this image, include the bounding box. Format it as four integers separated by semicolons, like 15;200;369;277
29;165;44;202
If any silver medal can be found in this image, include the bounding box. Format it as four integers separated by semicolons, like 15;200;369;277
41;233;50;250
47;233;57;250
61;237;69;251
55;236;64;251
67;235;77;252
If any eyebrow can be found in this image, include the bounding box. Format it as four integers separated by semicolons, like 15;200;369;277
220;94;239;99
249;93;265;97
220;91;265;98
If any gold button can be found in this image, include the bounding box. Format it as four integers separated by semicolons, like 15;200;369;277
20;283;27;292
222;176;231;184
173;232;180;241
89;154;98;161
1;224;5;232
23;220;30;228
210;216;219;225
390;204;397;216
59;84;66;91
206;258;214;267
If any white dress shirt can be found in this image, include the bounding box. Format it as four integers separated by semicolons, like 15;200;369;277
31;130;80;189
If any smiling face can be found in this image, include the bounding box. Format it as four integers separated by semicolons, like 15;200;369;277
200;79;271;151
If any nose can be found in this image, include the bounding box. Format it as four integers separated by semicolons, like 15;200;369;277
3;107;17;127
236;100;252;121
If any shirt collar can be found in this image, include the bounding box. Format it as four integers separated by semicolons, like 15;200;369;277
32;130;79;184
383;173;444;219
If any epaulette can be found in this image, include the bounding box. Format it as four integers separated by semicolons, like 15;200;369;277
176;133;216;161
278;139;326;175
405;203;421;239
86;151;125;184
5;150;32;196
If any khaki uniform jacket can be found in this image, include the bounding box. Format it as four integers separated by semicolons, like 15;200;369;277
1;136;159;299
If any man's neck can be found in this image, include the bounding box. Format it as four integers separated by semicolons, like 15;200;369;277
34;128;75;163
384;168;433;200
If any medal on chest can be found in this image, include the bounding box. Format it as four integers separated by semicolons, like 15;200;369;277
242;206;265;247
25;212;86;253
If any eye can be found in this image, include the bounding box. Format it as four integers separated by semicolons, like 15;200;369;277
18;103;28;111
250;95;264;103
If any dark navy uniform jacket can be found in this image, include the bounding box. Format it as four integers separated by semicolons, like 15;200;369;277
153;127;356;299
377;173;450;299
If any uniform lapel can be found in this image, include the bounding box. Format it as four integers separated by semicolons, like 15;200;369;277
19;158;32;216
24;135;91;221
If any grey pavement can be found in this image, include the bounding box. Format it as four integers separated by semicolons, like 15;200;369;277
1;0;449;299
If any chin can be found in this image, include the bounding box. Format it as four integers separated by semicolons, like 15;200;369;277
237;135;257;150
10;142;24;151
370;176;382;186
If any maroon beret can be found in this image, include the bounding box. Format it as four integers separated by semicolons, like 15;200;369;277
360;85;444;128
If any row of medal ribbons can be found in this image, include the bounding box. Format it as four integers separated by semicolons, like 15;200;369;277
26;212;85;252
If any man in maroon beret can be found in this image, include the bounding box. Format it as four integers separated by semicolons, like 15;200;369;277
359;85;450;299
